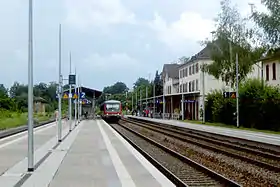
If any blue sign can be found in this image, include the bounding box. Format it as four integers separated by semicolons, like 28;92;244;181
80;92;85;99
183;100;196;103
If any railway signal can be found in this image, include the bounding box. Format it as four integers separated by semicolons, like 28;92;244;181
223;91;236;99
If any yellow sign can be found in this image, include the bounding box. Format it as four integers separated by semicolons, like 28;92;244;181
73;93;78;99
63;93;68;99
231;92;236;99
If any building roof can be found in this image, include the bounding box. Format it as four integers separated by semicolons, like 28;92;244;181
258;48;280;62
162;64;180;79
64;86;102;98
34;96;48;103
179;45;211;68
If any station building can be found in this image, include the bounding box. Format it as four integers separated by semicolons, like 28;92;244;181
138;45;264;121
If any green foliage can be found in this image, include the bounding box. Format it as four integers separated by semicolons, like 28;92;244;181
203;0;265;87
205;79;280;131
252;0;280;47
0;81;59;129
103;82;128;95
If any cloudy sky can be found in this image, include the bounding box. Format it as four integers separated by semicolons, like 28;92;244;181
0;0;266;91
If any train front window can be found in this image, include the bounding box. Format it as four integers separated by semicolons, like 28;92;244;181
105;104;120;111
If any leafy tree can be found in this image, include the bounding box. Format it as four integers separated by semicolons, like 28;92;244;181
0;84;8;98
203;0;265;87
154;71;163;96
9;82;28;98
252;0;280;48
103;82;128;95
133;78;149;89
179;56;190;64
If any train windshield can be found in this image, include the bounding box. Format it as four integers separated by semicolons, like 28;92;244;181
105;103;120;111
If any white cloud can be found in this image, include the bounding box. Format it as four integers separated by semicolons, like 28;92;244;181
84;53;140;70
64;0;135;31
149;11;215;51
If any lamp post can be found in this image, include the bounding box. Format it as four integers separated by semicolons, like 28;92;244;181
27;0;34;172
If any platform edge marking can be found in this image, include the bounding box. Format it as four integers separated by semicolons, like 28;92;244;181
20;121;83;187
97;120;136;187
101;120;176;187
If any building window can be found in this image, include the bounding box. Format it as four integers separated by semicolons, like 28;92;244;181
192;81;195;91
196;63;199;73
192;64;195;74
185;83;188;92
186;68;188;77
266;64;269;81
273;63;276;80
189;66;192;75
189;82;191;92
196;79;198;90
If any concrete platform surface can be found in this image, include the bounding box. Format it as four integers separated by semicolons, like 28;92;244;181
0;120;74;187
127;115;280;146
9;120;174;187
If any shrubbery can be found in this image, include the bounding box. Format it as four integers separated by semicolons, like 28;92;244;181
205;79;280;131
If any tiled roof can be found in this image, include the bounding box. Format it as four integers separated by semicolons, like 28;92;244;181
162;64;180;79
179;45;211;67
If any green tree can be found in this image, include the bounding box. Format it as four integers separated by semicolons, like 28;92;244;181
133;78;149;89
103;82;128;95
154;71;163;96
252;0;280;48
0;84;8;98
203;0;265;87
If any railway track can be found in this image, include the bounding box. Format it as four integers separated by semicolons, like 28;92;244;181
120;118;280;186
122;118;280;171
111;122;240;187
128;117;280;155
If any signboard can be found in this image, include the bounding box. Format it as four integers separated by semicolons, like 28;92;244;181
69;75;76;85
223;91;236;99
63;93;68;99
80;92;85;99
73;93;78;99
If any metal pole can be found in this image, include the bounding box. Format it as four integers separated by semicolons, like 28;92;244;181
236;53;239;128
202;62;205;124
146;86;148;109
69;52;72;132
140;90;142;116
261;65;264;87
131;93;133;112
79;86;82;120
153;81;155;116
181;94;184;120
27;0;34;172
135;92;137;115
58;24;62;142
77;76;80;123
74;68;77;126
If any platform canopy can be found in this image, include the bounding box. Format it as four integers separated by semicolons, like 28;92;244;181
64;86;102;99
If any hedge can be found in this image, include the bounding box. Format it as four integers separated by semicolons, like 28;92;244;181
205;79;280;131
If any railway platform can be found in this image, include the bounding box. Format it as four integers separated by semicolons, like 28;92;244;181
126;115;280;146
0;119;174;187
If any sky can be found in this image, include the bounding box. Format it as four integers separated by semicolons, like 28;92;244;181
0;0;266;91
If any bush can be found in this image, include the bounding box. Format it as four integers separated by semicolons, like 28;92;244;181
205;79;280;131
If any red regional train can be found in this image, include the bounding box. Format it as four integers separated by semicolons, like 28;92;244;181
100;100;122;122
